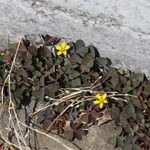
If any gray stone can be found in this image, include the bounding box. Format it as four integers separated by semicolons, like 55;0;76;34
28;131;79;150
0;0;150;77
73;121;121;150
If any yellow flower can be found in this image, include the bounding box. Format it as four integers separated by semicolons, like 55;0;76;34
55;42;70;56
93;93;108;109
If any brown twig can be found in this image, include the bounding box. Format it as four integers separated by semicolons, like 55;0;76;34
29;90;95;118
89;76;102;89
108;93;137;98
19;121;78;150
46;100;76;133
91;74;110;90
29;99;65;118
0;38;30;150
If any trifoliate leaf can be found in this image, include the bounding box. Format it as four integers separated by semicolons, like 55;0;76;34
68;71;80;80
122;81;133;93
70;78;81;87
77;46;89;57
81;74;91;83
75;40;85;50
96;57;111;66
0;53;4;62
131;98;141;107
88;45;97;58
46;83;58;97
82;55;94;68
126;101;135;116
108;136;117;147
116;136;125;147
117;67;124;74
70;53;82;66
131;73;145;88
80;64;90;73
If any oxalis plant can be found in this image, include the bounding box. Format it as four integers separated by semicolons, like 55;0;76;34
0;35;149;150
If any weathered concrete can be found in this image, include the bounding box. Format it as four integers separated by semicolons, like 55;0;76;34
28;131;79;150
0;0;150;77
73;121;121;150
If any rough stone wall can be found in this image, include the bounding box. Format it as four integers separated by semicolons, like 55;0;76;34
0;0;150;77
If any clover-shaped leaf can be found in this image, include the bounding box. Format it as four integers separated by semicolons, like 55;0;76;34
70;53;82;67
69;78;81;88
82;55;94;68
0;53;4;62
77;46;89;57
131;73;145;88
68;71;80;80
46;83;59;98
75;40;85;50
96;57;111;66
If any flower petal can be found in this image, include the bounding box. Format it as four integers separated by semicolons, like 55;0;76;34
104;99;108;103
63;51;67;56
96;94;101;100
93;100;100;105
55;45;61;51
61;42;66;48
57;51;62;56
65;45;70;50
102;93;107;100
99;103;103;109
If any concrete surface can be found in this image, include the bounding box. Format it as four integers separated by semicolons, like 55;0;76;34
73;121;120;150
29;121;120;150
0;0;150;77
28;131;79;150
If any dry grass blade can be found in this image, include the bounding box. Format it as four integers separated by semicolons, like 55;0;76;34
46;99;77;133
0;37;30;150
19;121;78;150
29;89;96;118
